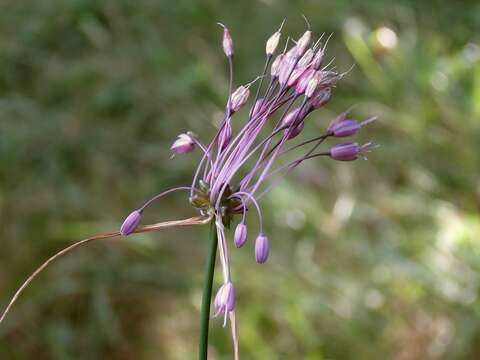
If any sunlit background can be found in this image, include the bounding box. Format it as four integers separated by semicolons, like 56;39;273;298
1;0;479;359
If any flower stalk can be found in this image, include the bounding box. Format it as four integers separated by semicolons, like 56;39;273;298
198;221;218;360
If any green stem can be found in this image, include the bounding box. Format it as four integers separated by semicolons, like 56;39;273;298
199;220;218;360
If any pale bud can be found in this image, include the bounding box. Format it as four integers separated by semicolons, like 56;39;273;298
295;30;312;58
298;48;314;67
218;23;234;57
266;31;281;55
278;56;296;86
230;86;250;112
305;71;322;98
271;54;284;77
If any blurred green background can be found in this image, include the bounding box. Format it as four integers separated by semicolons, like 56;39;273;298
1;0;479;359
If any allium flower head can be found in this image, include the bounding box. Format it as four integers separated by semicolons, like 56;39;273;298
120;19;377;359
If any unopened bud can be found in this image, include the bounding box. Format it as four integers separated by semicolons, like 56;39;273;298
328;119;361;137
250;98;265;118
214;281;236;326
285;121;304;140
255;234;269;264
282;107;307;127
295;30;312;58
278;56;296;86
120;210;141;236
295;68;316;94
329;142;374;161
234;222;248;248
305;71;322;98
218;23;234;57
287;66;307;88
219;120;232;150
170;133;195;155
312;48;324;70
298;48;314;67
266;32;281;55
230;86;250;112
271;54;284;77
311;87;331;109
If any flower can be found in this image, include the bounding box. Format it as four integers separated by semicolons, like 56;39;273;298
121;20;377;359
234;223;247;248
329;142;374;161
255;234;269;264
170;133;195;155
214;281;236;326
119;210;142;236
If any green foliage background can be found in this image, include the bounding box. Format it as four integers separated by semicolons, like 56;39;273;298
1;0;479;359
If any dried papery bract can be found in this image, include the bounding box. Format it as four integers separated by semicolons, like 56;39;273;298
0;216;211;325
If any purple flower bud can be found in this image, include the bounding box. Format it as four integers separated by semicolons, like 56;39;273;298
295;68;316;95
214;281;236;325
329;142;374;161
328;119;361;137
282;107;307;127
311;88;331;109
234;222;248;248
255;234;269;264
120;210;141;236
170;133;195;155
250;98;264;119
219;120;232;150
285;121;304;140
230;86;250;112
312;48;324;70
219;23;234;57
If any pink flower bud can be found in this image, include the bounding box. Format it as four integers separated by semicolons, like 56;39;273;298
234;222;248;248
219;23;234;57
120;210;141;236
278;56;296;86
328;119;361;137
295;68;316;94
230;86;250;112
170;133;195;155
287;66;307;88
255;234;269;264
312;48;324;70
